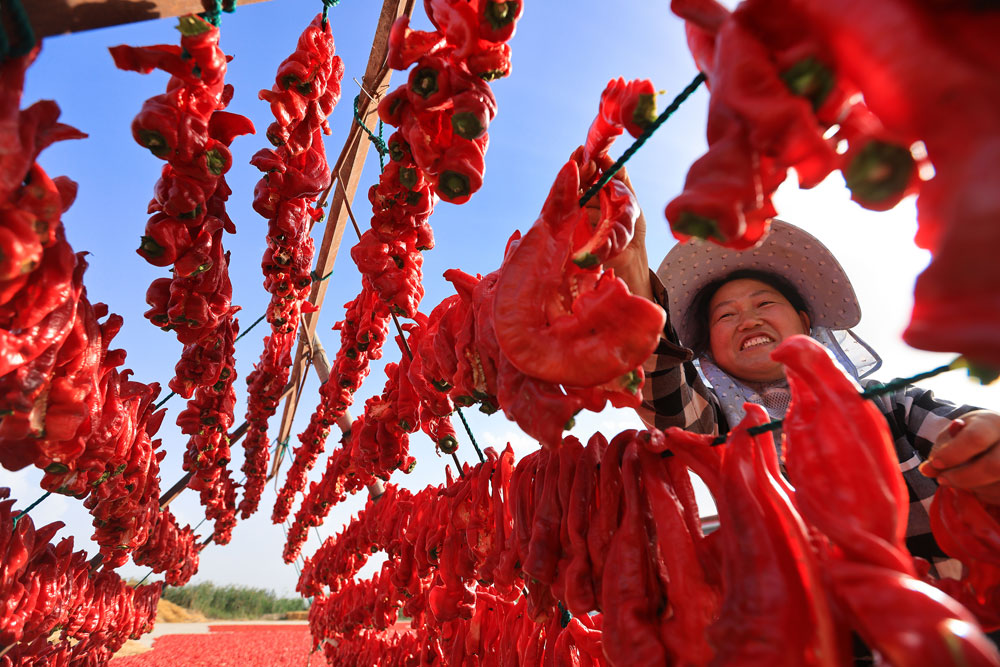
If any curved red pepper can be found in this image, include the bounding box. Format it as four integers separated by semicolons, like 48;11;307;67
493;158;665;387
774;334;914;575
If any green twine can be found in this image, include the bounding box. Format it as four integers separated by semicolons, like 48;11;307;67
455;407;485;464
321;0;341;28
12;491;51;527
235;313;267;343
135;570;153;587
376;119;386;171
353;94;389;164
579;72;706;208
859;360;959;400
695;357;963;449
0;0;35;60
153;391;176;411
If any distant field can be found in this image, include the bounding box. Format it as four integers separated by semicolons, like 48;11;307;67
161;582;307;620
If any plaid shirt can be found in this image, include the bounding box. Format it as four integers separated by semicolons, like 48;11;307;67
637;275;975;574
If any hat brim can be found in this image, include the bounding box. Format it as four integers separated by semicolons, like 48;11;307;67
657;220;861;349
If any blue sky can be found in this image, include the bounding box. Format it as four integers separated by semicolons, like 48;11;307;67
5;0;997;596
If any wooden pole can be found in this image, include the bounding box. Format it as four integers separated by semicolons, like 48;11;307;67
271;0;412;458
26;0;272;39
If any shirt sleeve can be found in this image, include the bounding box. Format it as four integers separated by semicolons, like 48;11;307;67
862;378;979;576
636;270;720;435
864;380;978;459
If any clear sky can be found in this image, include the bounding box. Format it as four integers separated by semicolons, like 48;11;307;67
3;0;997;597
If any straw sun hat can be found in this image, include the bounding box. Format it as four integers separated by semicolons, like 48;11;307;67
656;220;862;349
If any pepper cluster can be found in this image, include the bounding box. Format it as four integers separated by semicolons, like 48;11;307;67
303;336;1000;665
281;432;376;563
930;485;1000;631
279;315;469;563
669;0;1000;367
111;15;252;535
132;508;201;586
486;77;665;445
270;281;391;525
0;47;188;571
238;14;345;520
312;580;605;666
378;0;521;205
0;490;162;665
270;0;522;532
299;447;611;664
665;0;917;248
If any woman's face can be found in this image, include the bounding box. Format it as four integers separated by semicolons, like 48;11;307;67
707;278;811;383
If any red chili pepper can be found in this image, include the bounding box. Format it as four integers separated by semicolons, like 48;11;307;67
773;334;914;575
664;99;777;249
523;442;563;588
582;77;657;165
601;439;668;665
561;432;600;616
407;55;454;111
433;136;485;205
479;0;523;43
387;15;447;71
586;431;622;606
493;158;665;388
830;560;1000;666
636;442;720;664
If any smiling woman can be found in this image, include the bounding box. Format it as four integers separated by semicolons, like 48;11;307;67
705;276;812;383
605;215;1000;594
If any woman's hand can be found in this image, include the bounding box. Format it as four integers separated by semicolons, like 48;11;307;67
584;164;653;301
919;410;1000;504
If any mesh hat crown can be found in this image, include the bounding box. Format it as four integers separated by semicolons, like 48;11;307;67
657;220;862;349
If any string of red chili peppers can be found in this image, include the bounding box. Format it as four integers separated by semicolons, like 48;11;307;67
335;172;478;474
131;439;309;586
7;310;285;529
345;90;489;471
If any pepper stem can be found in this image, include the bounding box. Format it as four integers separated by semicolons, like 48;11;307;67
844;140;915;206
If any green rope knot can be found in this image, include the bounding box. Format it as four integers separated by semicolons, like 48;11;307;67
322;0;341;27
310;269;333;283
198;0;235;27
558;602;572;628
353;95;388;169
0;0;36;61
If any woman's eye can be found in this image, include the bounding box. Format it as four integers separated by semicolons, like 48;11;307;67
758;301;775;307
716;313;733;322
